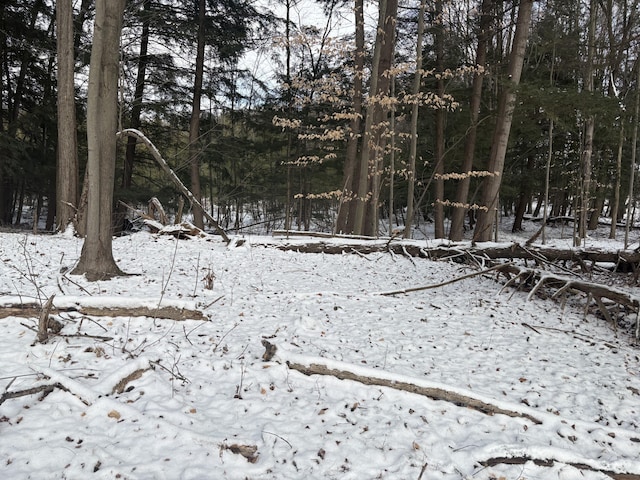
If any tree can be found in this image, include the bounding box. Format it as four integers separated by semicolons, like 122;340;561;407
56;0;78;233
353;0;398;236
576;0;597;245
122;0;151;191
72;0;126;281
188;0;206;230
404;0;427;239
449;0;492;241
335;0;365;234
473;0;534;242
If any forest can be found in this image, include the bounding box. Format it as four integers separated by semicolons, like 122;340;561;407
2;0;640;245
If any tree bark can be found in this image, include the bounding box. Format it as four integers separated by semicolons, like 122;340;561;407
473;0;534;242
625;60;640;248
55;0;79;233
512;154;534;232
610;123;624;239
71;0;126;281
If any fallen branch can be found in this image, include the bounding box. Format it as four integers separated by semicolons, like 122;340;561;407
496;264;640;338
262;340;542;424
111;368;149;394
479;454;640;480
0;383;58;406
0;296;207;321
379;263;510;296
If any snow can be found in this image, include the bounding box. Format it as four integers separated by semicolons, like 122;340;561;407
1;224;640;479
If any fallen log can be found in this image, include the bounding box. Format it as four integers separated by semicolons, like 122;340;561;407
0;296;207;321
262;340;542;424
479;454;640;480
260;239;640;268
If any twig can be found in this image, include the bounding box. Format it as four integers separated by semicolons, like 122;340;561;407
203;295;224;309
416;462;428;480
0;383;60;406
212;322;238;354
262;430;292;448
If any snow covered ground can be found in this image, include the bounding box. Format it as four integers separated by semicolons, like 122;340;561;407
0;222;639;479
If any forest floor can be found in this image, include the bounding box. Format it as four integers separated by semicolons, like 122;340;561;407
1;218;640;479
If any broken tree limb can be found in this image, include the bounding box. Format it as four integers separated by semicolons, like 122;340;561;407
379;262;511;296
117;128;230;243
479;452;640;480
36;295;55;343
0;383;58;406
495;263;640;337
0;296;207;321
262;340;542;424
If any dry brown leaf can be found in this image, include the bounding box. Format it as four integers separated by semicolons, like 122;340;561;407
107;410;121;420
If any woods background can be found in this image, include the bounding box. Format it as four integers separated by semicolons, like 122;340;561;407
2;0;639;245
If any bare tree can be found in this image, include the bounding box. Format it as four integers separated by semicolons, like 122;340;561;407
72;0;126;281
335;0;365;235
188;0;206;230
449;0;492;241
122;0;151;190
576;0;597;245
473;0;534;242
353;0;398;236
55;0;78;232
404;0;427;239
433;0;446;238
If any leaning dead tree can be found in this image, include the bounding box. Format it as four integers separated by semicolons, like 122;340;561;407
117;129;230;243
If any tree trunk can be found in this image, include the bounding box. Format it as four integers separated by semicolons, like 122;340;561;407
542;119;553;244
189;0;206;230
367;0;398;236
625;60;640;248
473;0;533;242
449;0;492;241
512;154;534;232
576;0;597;245
72;0;126;281
610;122;624;239
56;0;79;233
353;0;397;236
335;0;365;235
433;0;445;239
123;1;151;190
404;0;426;239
